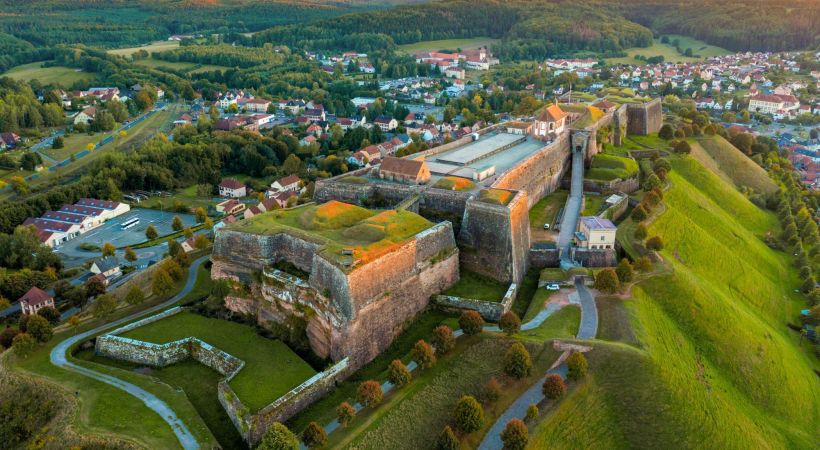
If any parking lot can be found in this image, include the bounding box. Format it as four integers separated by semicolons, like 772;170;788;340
56;208;196;268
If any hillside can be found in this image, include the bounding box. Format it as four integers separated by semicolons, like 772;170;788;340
690;135;778;195
529;156;820;448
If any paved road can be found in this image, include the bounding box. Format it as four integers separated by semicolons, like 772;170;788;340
49;256;209;450
557;145;585;263
479;278;598;450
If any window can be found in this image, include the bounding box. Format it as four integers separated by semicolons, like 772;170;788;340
600;235;605;241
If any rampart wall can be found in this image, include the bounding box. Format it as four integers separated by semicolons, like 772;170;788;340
433;282;518;321
490;133;570;208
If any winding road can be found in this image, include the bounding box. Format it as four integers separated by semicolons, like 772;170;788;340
49;256;209;450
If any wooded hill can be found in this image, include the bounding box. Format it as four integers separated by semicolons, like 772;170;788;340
246;0;819;58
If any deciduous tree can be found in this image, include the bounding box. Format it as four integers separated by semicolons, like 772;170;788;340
258;422;299;450
12;333;36;358
431;325;455;354
301;422;327;448
504;342;532;379
356;380;383;407
436;426;459;450
615;258;634;283
124;246;137;262
646;236;664;251
542;374;566;400
459;310;484;335
566;352;588;381
101;242;116;257
412;339;436;370
145;224;158;240
501;419;528;450
452;395;484;433
499;311;521;335
26;315;52;342
336;402;355;428
388;359;412;387
593;268;620;294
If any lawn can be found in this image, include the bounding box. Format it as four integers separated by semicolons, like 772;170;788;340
2;62;96;85
529;190;567;242
120;311;317;412
586;153;639;181
531;155;820;448
520;304;580;342
432;176;476;192
41;130;108;161
442;269;510;302
582;195;605;216
133;57;228;74
107;41;181;57
605;36;730;65
397;37;499;54
231;201;434;269
478;188;513;205
691;136;778;194
138;184;216;213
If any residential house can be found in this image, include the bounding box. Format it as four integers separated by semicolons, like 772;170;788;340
90;256;122;281
18;287;55;315
244;98;272;113
215;199;246;215
270;175;301;194
592;99;617;114
218;179;246;198
505;121;533;135
378;156;431;185
74;107;97;125
181;236;198;253
0;132;21;149
374;115;398;131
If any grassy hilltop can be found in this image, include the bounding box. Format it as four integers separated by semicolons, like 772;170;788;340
530;155;820;448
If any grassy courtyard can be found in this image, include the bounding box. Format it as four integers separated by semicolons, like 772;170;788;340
442;269;510;302
120;311;316;412
2;61;96;85
529;190;568;242
586;153;639;182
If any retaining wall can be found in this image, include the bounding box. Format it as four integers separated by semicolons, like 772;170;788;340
433;282;518;321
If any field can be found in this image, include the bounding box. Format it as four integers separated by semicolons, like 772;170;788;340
586;153;639;182
120;311;316;412
133;57;229;74
397;37;498;54
231;201;433;268
529;155;820;448
442;269;510;302
606;35;731;65
690;136;778;194
2;62;96;85
107;41;181;57
138;184;218;212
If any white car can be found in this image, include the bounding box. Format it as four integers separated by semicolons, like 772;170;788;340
543;223;550;230
546;283;560;291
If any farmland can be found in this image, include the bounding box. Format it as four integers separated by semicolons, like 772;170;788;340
606;35;731;65
397;37;498;54
2;62;96;85
107;40;181;57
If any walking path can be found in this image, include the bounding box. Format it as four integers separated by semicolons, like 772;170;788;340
557;143;586;268
49;256;209;450
478;278;598;450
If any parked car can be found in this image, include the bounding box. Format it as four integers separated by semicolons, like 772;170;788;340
543;223;550;230
546;283;560;291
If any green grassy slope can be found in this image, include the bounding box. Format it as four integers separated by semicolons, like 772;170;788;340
529;156;820;449
691;136;778;194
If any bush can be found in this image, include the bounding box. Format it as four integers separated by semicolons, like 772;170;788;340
0;326;20;349
499;311;521;335
634;256;653;272
646;236;664;251
101;242;116;257
36;306;60;325
301;422;327;448
593;268;620;294
258;422;299;450
124;246;137;262
336;402;355;428
357;380;383;407
172;215;184;231
145;224;158;240
431;325;455;354
615;258;634;283
452;395;484;433
643;173;661;190
525;404;539;422
542;374;566;400
674;140;692;154
500;419;529;450
388;359;412;387
631;204;648;221
482;377;501;403
26;315;52;343
659;124;674;139
459;310;484;335
634;223;648;240
566;352;589;381
504;342;532;379
436;426;459;450
412;339;436;369
12;333;36;358
85;276;106;298
125;286;146;305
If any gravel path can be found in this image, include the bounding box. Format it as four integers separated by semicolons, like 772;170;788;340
49;256;209;450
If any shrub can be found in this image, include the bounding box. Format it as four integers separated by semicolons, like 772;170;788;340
436;426;459;450
801;276;816;294
634;223;648;240
336;402;355;428
634;256;653;272
500;419;529;450
525;404;539;422
482;377;501;403
12;333;36;358
459;310;484;335
101;242;116;257
357;380;383;407
643;173;661;190
566;352;589;381
125;286;146;305
431;325;455;354
631;204;648;221
301;422;327;448
659;124;674;139
542;374;566;400
258;422;299;450
36;306;60;325
145;224;158;240
615;258;634;283
674;140;692;154
646;236;664;251
0;326;20;349
388;359;412;387
643;190;661;207
172;215;184;231
499;311;521;335
124;246;137;262
452;395;484;433
412;339;436;369
26;315;52;343
18;314;29;332
504;342;532;379
593;268;620;294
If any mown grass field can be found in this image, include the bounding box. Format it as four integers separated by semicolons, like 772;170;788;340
442;269;510;302
2;62;96;85
691;135;778;194
121;311;316;412
606;35;730;65
530;154;820;448
133;57;229;74
582;195;605;216
107;41;180;57
397;37;498;54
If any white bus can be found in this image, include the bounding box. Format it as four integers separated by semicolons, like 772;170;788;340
120;217;140;230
